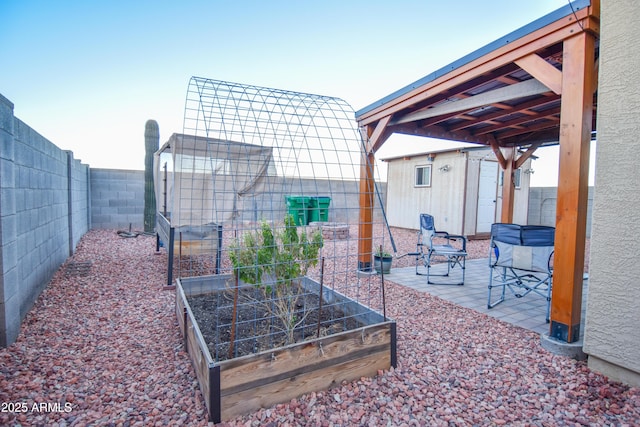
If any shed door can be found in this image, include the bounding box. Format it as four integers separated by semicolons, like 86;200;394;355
476;160;498;233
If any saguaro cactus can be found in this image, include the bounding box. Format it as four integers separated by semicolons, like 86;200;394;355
144;120;159;233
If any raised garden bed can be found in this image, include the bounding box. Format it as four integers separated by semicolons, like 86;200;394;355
176;274;396;423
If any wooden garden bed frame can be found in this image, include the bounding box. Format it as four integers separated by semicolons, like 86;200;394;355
176;274;397;423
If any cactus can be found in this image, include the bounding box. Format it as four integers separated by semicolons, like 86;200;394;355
144;120;159;233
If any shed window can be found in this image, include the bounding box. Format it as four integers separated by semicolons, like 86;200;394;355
500;168;522;189
514;168;522;189
415;165;432;187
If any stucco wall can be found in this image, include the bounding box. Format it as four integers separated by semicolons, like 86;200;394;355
582;0;640;386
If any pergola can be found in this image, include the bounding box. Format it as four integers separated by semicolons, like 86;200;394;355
355;0;599;344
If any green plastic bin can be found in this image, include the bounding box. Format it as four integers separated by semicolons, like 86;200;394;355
285;196;312;225
309;196;331;222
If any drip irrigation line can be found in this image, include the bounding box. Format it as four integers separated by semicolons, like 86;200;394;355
116;223;156;238
116;230;139;238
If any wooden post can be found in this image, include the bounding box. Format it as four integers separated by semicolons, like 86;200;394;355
358;120;390;272
549;31;595;343
358;149;375;271
500;147;516;223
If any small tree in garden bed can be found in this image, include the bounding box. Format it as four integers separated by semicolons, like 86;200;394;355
229;214;324;345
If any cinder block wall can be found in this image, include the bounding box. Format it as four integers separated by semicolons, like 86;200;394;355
527;187;593;237
90;173;387;230
90;169;145;230
69;156;91;247
0;94;90;347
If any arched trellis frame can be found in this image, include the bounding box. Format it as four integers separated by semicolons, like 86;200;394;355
155;77;397;362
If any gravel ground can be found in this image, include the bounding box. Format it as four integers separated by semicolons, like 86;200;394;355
0;229;632;426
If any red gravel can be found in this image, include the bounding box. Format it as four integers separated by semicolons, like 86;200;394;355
1;229;634;426
0;230;208;426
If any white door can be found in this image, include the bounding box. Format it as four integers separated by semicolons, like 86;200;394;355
476;160;498;233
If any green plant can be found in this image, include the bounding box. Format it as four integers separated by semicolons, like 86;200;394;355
143;120;159;233
229;214;323;344
375;248;392;258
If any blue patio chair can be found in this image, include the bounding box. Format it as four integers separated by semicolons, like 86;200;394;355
415;213;467;285
488;223;555;322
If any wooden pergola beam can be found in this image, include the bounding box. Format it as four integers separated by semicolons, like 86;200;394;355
368;116;392;153
448;95;560;132
498;146;516;223
515;142;542;169
489;137;507;169
392;79;552;125
473;107;560;136
515;53;563;95
489;139;542;224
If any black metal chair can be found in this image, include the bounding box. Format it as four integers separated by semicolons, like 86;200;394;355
414;213;467;285
487;223;555;322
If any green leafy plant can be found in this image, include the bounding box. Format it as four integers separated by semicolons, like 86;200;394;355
374;248;392;258
229;214;323;344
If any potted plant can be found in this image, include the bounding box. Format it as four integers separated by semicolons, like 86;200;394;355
373;248;393;274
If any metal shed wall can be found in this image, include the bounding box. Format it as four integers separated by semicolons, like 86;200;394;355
385;148;531;236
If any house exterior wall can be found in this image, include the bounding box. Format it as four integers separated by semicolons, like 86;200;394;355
582;0;640;387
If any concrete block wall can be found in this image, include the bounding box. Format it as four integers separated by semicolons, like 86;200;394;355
91;172;387;230
527;186;593;237
69;155;91;248
0;94;90;347
90;169;145;230
246;177;386;224
0;95;19;348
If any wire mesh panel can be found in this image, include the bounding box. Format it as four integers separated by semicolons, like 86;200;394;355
158;77;393;362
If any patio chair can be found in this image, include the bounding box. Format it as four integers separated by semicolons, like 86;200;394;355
414;213;467;285
487;223;555;322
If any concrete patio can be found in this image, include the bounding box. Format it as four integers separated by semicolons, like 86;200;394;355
384;258;588;336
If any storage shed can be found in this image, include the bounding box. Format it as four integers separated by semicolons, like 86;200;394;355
382;146;533;237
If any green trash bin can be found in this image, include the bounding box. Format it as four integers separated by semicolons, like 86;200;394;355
309;196;331;222
285;196;311;225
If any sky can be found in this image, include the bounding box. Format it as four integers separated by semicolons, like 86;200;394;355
0;0;593;186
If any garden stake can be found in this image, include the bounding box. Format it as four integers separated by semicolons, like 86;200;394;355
380;245;387;321
178;231;183;278
316;257;325;338
228;271;239;360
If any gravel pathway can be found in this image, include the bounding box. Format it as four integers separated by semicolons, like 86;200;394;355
1;229;634;426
